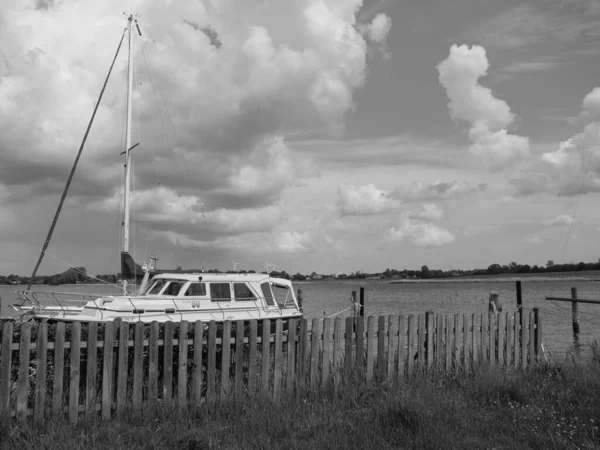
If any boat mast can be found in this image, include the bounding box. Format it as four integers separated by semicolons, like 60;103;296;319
122;14;135;295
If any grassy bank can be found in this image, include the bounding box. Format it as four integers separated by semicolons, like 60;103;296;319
1;357;600;450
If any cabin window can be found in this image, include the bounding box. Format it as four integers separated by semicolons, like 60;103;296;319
163;281;184;296
260;282;275;306
185;283;207;296
210;283;231;302
271;284;291;307
233;283;256;301
147;280;168;295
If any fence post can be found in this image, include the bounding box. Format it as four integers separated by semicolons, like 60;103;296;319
533;307;541;362
571;287;579;349
359;287;365;318
297;289;303;313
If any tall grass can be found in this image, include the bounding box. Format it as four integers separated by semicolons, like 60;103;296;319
2;348;600;450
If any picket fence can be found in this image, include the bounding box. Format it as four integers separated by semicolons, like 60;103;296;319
0;309;542;422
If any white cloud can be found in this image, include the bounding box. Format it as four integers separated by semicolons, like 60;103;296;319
543;215;576;226
337;183;399;215
274;231;311;253
392;179;486;202
524;235;542;244
388;217;455;247
365;13;392;43
582;87;600;118
437;44;530;170
408;203;443;221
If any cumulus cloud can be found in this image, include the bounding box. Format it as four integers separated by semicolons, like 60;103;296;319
388;217;455;247
392;179;486;202
407;203;443;221
543;215;575;226
337;183;399;215
274;231;311;253
0;0;387;253
437;45;530;170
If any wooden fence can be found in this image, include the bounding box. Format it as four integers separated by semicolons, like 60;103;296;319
0;309;542;421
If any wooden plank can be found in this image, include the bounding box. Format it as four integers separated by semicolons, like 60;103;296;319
34;322;48;422
193;321;204;404
344;317;353;383
206;321;217;401
481;313;488;367
234;320;244;401
0;321;13;416
148;322;159;406
133;322;144;409
16;322;32;420
178;321;189;406
286;319;297;394
435;314;443;373
321;318;331;387
445;315;452;373
116;320;129;413
454;314;460;376
529;311;535;366
297;319;307;389
248;320;258;394
163;321;173;404
471;313;478;370
506;314;513;368
513;312;520;370
101;322;114;419
397;315;405;382
387;315;397;382
274;319;283;400
355;317;364;383
534;309;542;362
52;322;65;417
365;317;374;384
522;312;529;369
261;319;271;396
498;313;505;367
406;315;414;377
377;316;386;382
309;318;319;389
426;313;434;372
86;322;98;416
333;318;341;388
462;314;468;374
488;313;495;368
68;322;81;424
220;321;231;399
417;314;425;372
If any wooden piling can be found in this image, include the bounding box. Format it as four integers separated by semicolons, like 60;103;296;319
359;287;365;318
571;287;579;345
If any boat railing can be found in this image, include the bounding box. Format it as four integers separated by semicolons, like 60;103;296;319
15;290;102;310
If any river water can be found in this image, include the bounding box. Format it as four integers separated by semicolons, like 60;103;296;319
2;276;599;357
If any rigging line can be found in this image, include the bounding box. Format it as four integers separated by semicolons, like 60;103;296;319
560;121;600;263
26;25;128;291
138;34;203;267
44;252;121;288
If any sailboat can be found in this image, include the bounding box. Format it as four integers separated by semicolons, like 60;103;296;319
11;15;303;324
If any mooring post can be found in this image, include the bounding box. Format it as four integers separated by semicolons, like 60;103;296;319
297;289;303;313
571;287;579;348
359;287;365;318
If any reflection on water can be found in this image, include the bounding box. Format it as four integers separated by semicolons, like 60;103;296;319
2;278;600;357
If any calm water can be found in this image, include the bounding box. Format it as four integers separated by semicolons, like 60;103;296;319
2;278;600;357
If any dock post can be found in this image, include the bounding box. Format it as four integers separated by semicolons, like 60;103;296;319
359;287;365;318
571;287;580;350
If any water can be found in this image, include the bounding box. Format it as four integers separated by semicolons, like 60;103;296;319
2;278;600;357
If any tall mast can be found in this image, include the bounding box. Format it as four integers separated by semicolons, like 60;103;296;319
122;14;135;294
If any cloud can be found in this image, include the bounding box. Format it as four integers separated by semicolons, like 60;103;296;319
274;231;311;253
388;217;455;247
392;179;486;202
524;235;542;244
543;215;576;226
337;183;399;216
582;87;600;118
407;203;443;221
437;44;530;170
364;13;392;43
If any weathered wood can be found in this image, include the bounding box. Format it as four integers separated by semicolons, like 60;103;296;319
387;315;397;382
377;316;386;382
178;321;189;406
406;315;414;377
445;315;452;372
133;322;144;409
344;317;353;382
426;313;434;372
521;312;529;369
435;314;443;372
297;319;307;388
248;320;258;394
471;313;478;369
163;321;174;404
506;314;513;368
34;321;48;422
86;322;98;416
397;315;406;381
0;321;13;415
481;313;488;367
102;322;114;419
355;317;364;383
513;312;520;370
417;314;425;371
68;322;81;423
287;319;297;394
462;314;469;374
309;319;319;389
321;318;331;387
234;320;244;400
53;322;65;416
366;316;374;384
273;319;283;400
571;287;580;337
533;308;542;362
116;320;129;413
16;322;32;419
498;312;505;366
220;321;231;398
148;321;159;406
488;313;495;368
454;314;460;376
333;318;341;388
261;319;271;396
206;321;217;401
529;310;535;365
193;321;204;403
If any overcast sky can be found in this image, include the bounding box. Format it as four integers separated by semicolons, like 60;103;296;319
3;0;600;276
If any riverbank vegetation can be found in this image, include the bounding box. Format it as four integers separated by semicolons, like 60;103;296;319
1;349;599;449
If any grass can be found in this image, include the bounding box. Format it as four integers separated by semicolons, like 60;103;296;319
2;351;600;450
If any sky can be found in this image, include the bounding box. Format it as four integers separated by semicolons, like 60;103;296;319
3;0;600;277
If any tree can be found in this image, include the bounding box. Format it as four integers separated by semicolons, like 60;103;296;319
546;260;555;269
421;265;430;279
